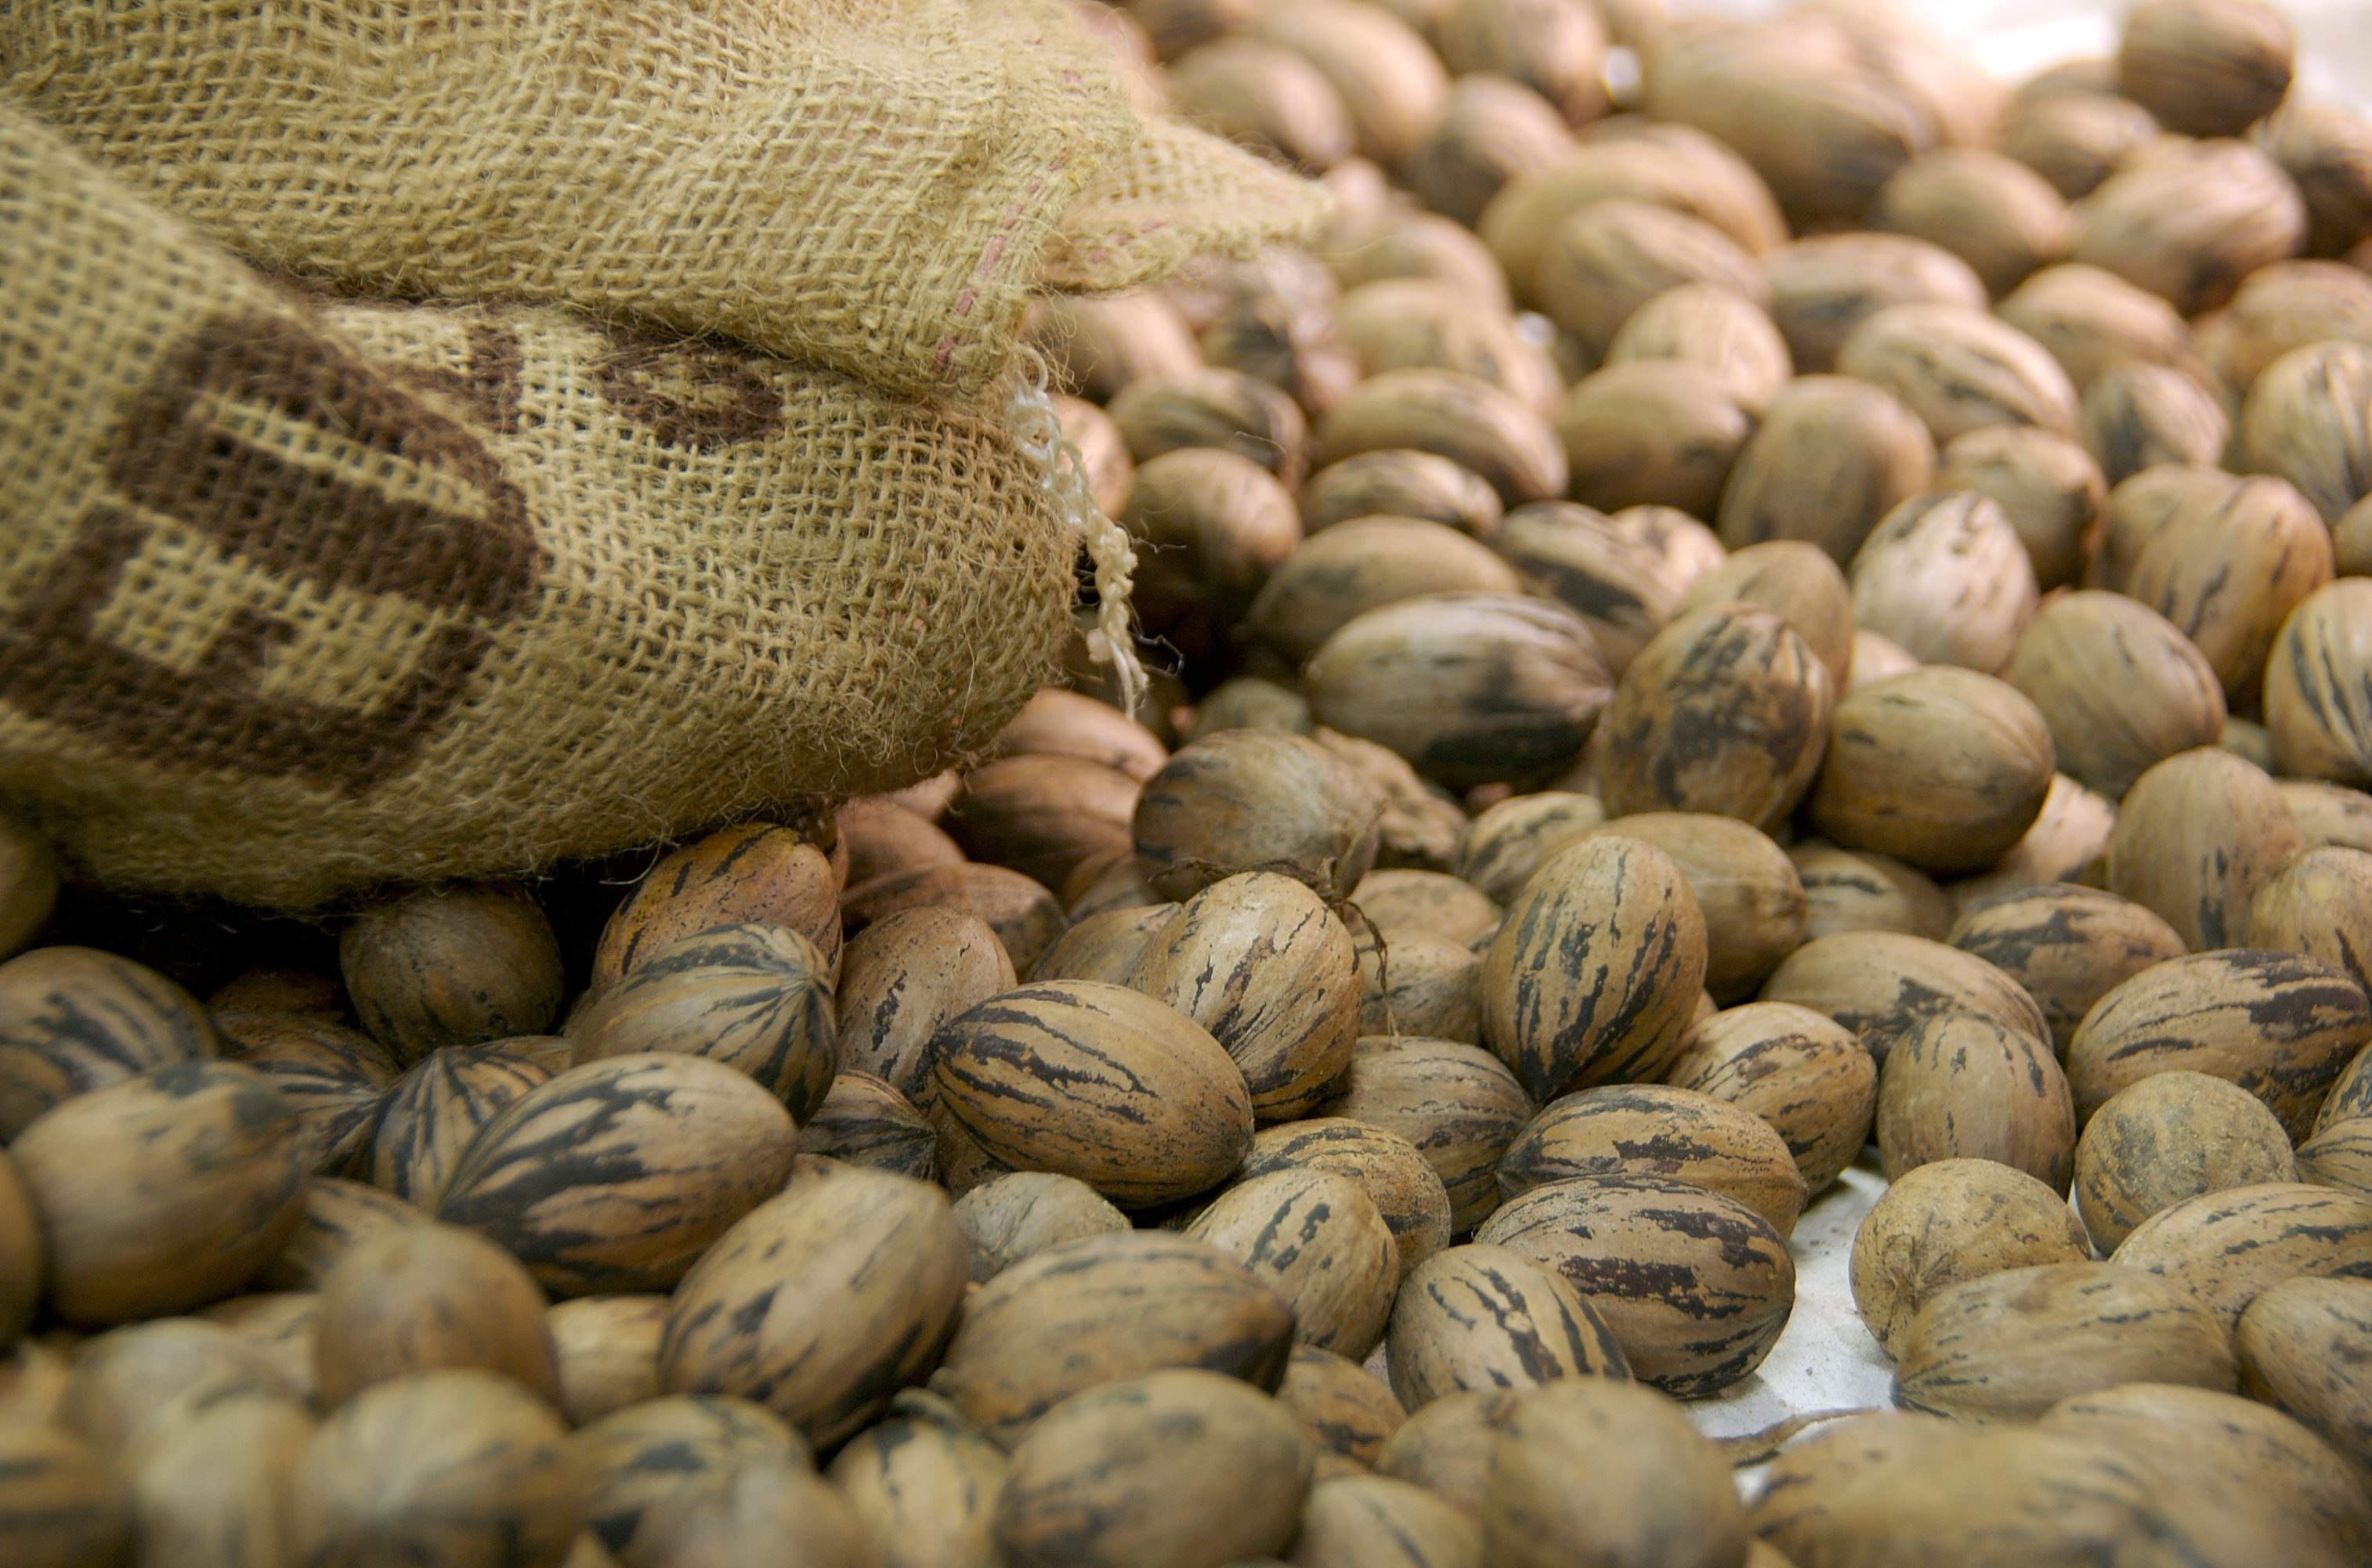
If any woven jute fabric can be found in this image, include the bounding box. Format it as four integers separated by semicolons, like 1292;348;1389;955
0;0;1325;405
0;101;1083;909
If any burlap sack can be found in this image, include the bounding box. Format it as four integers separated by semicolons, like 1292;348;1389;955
0;0;1325;404
0;102;1088;909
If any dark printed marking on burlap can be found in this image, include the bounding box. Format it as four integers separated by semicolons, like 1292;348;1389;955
591;329;785;451
0;309;544;793
392;323;529;434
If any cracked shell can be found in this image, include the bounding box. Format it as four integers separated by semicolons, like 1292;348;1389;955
1849;1159;2091;1357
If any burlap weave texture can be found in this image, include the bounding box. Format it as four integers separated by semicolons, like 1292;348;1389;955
0;102;1079;908
0;0;1325;404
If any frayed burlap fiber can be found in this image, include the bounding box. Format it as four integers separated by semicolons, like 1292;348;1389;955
0;2;1328;909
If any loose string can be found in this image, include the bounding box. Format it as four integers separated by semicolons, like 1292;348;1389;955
1007;345;1148;719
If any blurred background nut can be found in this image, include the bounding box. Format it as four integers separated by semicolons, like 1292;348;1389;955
2258;104;2372;258
1997;89;2160;201
2203;259;2372;388
1531;198;1767;362
1300;448;1507;538
1835;304;2077;445
1667;539;1853;688
1868;148;2072;298
2117;0;2296;137
1494;501;1722;679
1118;447;1302;668
1166;38;1357;173
1332;278;1562;411
1054;395;1137;519
1434;0;1611;127
1477;139;1787;316
2237;340;2372;522
1604;281;1792;410
1246;516;1520;666
1108;366;1313;486
1255;0;1452;168
1028;291;1202;402
2079;360;2233;485
1762;232;1989;375
1997;262;2206;392
2265;579;2372;786
1553;362;1755;518
1195;249;1363;420
1847;490;2038;674
1641;15;1939;227
1401;75;1579;230
1717;375;1936;563
2122;471;2332;699
2070;138;2308;314
2086;461;2240;594
1935;425;2106;590
1317;368;1570;504
1325;207;1514;313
